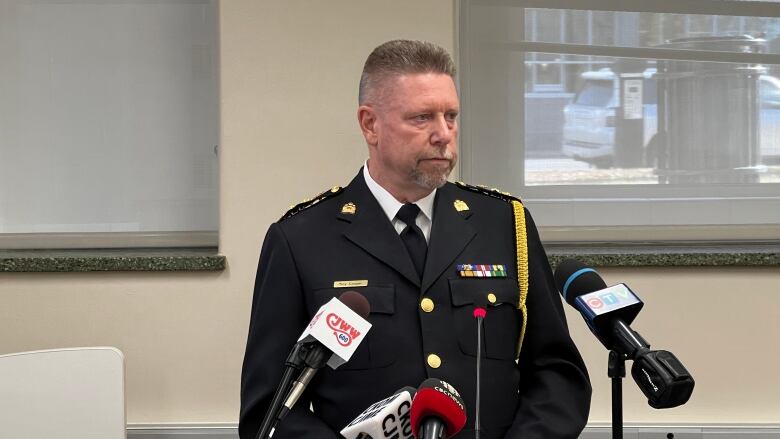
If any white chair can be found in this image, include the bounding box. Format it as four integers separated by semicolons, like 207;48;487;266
0;347;126;439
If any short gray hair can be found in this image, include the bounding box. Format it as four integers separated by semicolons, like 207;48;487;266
358;40;456;105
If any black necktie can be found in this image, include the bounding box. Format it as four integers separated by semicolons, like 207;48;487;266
397;203;427;278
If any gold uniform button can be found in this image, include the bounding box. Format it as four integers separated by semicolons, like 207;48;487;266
487;293;497;304
420;298;435;313
427;354;442;369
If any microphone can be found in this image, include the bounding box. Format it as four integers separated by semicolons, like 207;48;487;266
340;387;416;439
472;307;486;439
553;259;646;357
410;378;467;439
257;291;372;439
279;291;372;415
553;259;695;409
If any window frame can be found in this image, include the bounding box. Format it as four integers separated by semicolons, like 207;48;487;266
457;0;780;244
0;0;220;250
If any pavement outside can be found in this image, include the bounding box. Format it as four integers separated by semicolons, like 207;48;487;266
524;158;780;185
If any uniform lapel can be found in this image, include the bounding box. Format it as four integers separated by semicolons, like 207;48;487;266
421;184;477;293
339;171;421;287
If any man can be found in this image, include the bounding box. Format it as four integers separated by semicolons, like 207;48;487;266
240;40;591;439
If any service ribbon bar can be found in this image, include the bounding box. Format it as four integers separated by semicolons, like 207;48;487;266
457;264;507;278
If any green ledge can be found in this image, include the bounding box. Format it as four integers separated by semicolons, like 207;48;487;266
0;248;225;273
546;243;780;268
1;244;777;273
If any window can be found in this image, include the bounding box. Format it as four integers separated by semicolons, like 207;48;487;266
0;0;219;248
458;0;780;242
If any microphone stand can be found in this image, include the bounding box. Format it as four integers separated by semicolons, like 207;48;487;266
256;343;308;439
476;318;482;439
473;307;487;439
607;319;652;439
608;350;625;439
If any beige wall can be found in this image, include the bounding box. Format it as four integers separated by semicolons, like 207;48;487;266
1;0;779;427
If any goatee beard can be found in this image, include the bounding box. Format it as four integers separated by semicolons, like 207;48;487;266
411;167;451;190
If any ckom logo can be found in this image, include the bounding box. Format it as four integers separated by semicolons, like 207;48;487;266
326;313;362;346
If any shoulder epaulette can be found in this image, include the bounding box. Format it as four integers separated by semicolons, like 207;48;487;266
280;185;343;221
457;181;529;358
454;181;522;203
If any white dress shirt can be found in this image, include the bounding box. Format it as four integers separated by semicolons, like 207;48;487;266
363;162;435;243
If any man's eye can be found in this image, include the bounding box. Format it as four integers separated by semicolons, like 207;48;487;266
445;112;458;121
414;114;431;121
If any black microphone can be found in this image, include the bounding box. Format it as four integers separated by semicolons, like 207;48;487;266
553;259;695;409
553;259;646;357
256;291;372;439
277;291;371;418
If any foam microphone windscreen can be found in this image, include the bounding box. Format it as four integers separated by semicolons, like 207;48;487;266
410;378;467;439
553;258;608;306
339;290;371;319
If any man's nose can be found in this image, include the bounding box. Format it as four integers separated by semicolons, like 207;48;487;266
430;115;455;146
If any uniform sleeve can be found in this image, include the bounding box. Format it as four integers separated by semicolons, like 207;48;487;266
239;223;340;439
504;209;592;439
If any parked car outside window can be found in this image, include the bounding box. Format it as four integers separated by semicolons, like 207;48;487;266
561;69;780;167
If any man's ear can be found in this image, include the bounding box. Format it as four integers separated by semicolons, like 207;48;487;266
357;105;378;146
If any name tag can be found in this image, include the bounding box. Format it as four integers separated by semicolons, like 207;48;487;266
333;280;369;288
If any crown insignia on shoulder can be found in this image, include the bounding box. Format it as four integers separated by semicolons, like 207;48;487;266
280;185;343;221
454;181;521;203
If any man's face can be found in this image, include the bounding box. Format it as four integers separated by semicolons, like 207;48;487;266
359;73;459;201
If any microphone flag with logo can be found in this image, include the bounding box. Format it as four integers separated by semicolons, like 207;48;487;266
554;258;644;352
553;259;694;409
340;387;416;439
259;291;373;439
297;294;372;369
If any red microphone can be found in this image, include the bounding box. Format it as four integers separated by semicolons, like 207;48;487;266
410;378;467;439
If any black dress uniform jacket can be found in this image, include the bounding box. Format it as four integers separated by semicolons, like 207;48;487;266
240;170;591;439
